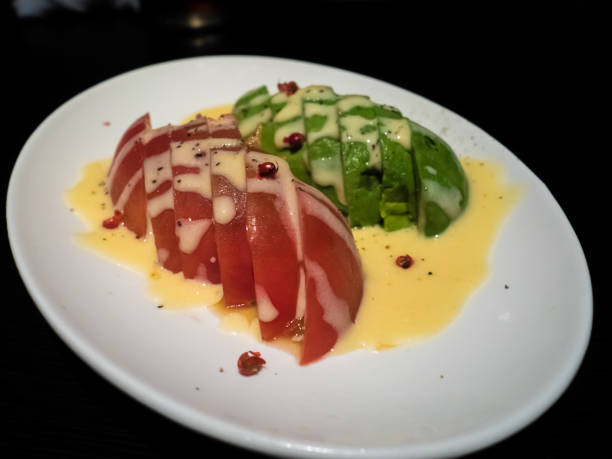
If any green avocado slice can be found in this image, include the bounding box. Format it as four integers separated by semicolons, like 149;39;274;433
232;85;272;138
269;91;289;116
338;95;382;227
234;83;470;237
376;104;417;232
409;120;469;237
302;86;347;211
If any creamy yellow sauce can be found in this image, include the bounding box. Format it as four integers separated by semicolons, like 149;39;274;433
65;104;521;359
336;158;521;352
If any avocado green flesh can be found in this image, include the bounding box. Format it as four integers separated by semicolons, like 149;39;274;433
338;96;382;227
233;85;469;236
279;147;313;186
302;86;347;211
306;137;347;212
234;85;268;109
232;85;272;138
340;139;382;226
409;120;469;237
376;105;417;231
269;92;288;116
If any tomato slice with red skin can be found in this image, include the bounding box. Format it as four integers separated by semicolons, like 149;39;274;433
107;113;150;238
142;125;183;273
108;112;365;365
210;115;255;306
296;182;363;365
170;118;221;283
245;151;304;341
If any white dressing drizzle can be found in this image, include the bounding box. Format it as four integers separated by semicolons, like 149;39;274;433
379;117;412;150
422;179;463;219
274;118;305;149
273;88;306;123
107;135;139;190
255;284;280;322
213;196;236;224
176;219;212;254
239;108;272;138
143;154;173;193
114;168;142;211
141;126;174;220
304;102;339;144
304;258;352;336
171;139;213;199
338;95;382;170
147;189;174;218
297;188;360;264
211;148;247;191
309;157;347;205
246;151;306;320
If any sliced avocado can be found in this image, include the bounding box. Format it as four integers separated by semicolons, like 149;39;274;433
338;95;382;227
269;92;289;116
409;120;469;237
272;87;308;150
232;85;272;138
279;147;313;186
376;104;417;231
234;83;470;237
259;121;309;180
302;86;347;212
259;121;282;155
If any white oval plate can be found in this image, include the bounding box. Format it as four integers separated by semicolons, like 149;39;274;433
7;56;592;458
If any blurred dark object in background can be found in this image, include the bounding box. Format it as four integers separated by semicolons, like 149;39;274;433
13;0;141;17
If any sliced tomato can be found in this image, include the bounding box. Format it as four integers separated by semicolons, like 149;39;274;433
245;150;304;340
296;182;363;365
142;125;183;273
209;116;255;306
170;118;221;283
107;113;151;238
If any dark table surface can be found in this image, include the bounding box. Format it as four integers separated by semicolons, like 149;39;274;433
3;1;606;457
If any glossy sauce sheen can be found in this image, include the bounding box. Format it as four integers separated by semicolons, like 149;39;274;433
65;105;521;358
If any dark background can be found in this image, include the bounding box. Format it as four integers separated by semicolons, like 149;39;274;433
3;1;605;457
